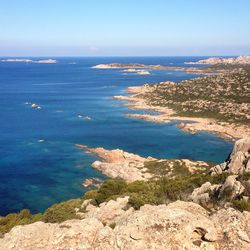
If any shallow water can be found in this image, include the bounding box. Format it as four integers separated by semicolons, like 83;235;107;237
0;57;233;215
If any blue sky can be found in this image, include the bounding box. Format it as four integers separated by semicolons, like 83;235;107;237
0;0;250;56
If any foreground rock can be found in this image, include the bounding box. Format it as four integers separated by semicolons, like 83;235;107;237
1;200;249;250
210;137;250;175
76;144;209;182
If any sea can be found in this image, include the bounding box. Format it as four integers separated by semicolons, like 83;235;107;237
0;57;233;215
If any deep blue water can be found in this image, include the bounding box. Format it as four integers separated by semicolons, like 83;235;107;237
0;57;233;215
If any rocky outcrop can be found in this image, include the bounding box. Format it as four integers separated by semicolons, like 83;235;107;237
191;182;220;205
219;175;245;200
81;196;134;225
191;175;245;205
1;200;249;250
76;144;155;182
210;137;250;175
82;177;103;188
77;144;209;182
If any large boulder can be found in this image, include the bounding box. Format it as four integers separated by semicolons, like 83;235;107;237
190;182;220;205
219;175;245;200
83;196;134;225
210;137;250;175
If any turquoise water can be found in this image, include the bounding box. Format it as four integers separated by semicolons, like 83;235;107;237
0;57;233;215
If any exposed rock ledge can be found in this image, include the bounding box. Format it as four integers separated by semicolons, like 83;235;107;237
1;199;249;250
76;144;209;182
113;85;250;140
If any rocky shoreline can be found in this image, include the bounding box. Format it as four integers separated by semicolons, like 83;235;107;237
113;71;250;140
76;144;210;182
113;90;250;140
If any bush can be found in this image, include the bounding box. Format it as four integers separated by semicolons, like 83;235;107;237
0;209;43;235
232;200;250;212
83;189;99;200
91;179;127;205
42;198;82;223
0;170;248;236
129;192;160;210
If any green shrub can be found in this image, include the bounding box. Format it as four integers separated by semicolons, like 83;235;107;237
91;179;127;205
232;200;250;212
83;189;99;200
129;192;160;210
0;170;247;236
42;198;82;223
0;209;43;235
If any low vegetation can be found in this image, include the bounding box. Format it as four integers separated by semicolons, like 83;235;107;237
1;169;249;236
143;67;250;124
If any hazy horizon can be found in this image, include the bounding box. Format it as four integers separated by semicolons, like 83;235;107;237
0;0;250;56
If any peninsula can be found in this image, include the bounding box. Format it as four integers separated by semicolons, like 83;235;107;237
114;65;250;140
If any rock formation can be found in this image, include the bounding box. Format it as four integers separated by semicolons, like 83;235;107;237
76;144;209;182
210;137;250;175
1;200;249;250
191;175;245;205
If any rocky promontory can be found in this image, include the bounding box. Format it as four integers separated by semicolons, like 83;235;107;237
76;144;210;182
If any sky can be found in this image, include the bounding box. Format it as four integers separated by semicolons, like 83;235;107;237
0;0;250;56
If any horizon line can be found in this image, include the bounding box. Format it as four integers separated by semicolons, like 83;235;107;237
0;55;248;58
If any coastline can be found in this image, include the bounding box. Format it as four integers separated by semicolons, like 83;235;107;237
1;58;250;248
113;80;250;141
76;144;210;182
92;63;227;75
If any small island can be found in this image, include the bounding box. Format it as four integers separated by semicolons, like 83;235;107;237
1;58;57;64
186;55;250;65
